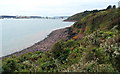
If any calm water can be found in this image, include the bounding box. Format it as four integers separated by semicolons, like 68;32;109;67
0;19;74;57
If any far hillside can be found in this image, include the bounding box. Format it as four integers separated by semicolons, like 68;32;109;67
64;5;117;22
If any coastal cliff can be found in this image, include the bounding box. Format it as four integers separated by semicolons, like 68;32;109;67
1;7;120;72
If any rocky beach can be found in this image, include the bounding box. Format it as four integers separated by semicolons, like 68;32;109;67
1;27;73;59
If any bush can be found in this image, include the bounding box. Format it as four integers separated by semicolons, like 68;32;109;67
98;64;117;72
65;39;79;48
84;47;110;64
65;40;75;48
111;52;120;71
2;58;19;72
51;40;65;59
41;61;57;72
94;48;110;64
51;40;70;64
84;63;117;72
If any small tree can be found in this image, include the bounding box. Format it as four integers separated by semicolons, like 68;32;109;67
113;5;116;9
106;5;112;10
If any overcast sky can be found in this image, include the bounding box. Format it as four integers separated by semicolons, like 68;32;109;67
0;0;119;16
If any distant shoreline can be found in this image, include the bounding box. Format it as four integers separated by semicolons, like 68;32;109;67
0;15;69;19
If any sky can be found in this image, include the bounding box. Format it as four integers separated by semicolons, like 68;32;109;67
0;0;119;16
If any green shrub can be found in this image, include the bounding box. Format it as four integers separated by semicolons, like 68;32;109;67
65;39;79;48
51;40;70;64
111;52;120;72
51;40;65;59
65;40;76;48
97;64;117;72
84;63;117;72
2;58;19;72
41;61;57;72
94;48;110;64
83;62;98;72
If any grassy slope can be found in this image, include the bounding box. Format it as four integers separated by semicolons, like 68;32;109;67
62;8;120;72
2;8;120;72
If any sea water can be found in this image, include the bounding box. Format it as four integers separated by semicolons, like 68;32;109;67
0;19;74;57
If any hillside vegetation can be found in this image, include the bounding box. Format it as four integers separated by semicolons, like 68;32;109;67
64;10;100;21
1;7;120;72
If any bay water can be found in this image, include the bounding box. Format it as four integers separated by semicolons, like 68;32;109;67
0;19;74;57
